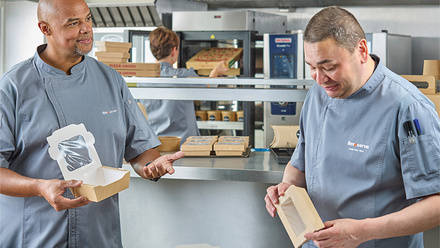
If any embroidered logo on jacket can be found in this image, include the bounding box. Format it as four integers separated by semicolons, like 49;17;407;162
347;141;369;153
102;110;117;115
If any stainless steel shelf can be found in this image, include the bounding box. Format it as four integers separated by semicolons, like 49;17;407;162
125;77;315;86
126;77;314;102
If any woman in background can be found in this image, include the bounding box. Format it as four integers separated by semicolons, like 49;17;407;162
138;27;228;144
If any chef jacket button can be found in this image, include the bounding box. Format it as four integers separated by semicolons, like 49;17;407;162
128;100;132;104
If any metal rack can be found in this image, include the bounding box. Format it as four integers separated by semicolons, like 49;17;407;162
126;77;313;101
126;77;314;147
176;31;258;145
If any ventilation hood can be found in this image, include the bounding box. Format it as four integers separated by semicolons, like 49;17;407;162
190;0;439;9
85;0;163;27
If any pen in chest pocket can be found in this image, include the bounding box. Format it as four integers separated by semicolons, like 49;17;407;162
413;119;422;135
404;121;416;144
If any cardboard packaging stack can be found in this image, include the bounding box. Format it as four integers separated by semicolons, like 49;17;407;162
95;41;131;63
401;60;440;118
95;41;161;77
107;62;160;77
47;124;129;202
214;136;249;156
186;47;243;76
181;136;250;156
181;136;218;156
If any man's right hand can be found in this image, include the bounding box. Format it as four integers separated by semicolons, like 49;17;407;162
39;179;91;211
264;182;291;217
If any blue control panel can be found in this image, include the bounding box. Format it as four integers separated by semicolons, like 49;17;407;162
269;34;298;115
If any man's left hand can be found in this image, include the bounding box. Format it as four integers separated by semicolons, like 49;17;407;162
305;218;367;248
142;151;185;179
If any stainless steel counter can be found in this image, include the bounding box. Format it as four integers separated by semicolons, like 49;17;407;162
123;151;286;184
120;151;291;248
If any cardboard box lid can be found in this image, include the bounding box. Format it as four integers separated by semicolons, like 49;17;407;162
97;46;130;53
47;124;105;185
218;136;249;146
186;47;243;70
213;141;246;151
95;41;132;49
181;140;215;151
95;51;131;59
275;185;324;248
46;124;130;202
186;136;218;141
218;136;249;140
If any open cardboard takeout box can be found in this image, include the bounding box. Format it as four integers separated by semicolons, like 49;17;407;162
47;123;129;202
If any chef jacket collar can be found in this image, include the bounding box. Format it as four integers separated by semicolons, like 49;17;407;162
35;44;86;77
338;54;385;100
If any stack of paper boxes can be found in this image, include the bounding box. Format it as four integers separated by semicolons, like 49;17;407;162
180;136;218;156
95;41;161;77
180;136;250;156
214;136;249;156
95;41;131;63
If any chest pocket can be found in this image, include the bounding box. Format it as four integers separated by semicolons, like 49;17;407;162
401;134;440;180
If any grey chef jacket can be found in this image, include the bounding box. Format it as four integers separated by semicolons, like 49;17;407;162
138;62;200;144
0;45;161;247
292;55;440;248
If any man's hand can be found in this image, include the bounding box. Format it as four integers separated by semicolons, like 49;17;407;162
264;182;291;217
304;219;366;248
39;179;91;211
142;151;185;179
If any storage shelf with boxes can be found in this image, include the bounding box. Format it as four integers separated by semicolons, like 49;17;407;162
180;136;250;157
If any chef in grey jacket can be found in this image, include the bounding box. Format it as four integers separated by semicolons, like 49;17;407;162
0;0;183;247
265;6;439;248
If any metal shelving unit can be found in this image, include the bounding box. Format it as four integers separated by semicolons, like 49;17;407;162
126;77;315;146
